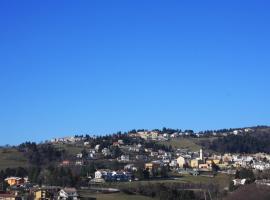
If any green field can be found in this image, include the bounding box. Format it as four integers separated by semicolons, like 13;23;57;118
158;137;219;151
79;173;232;200
101;173;232;191
158;138;202;151
0;148;28;170
79;191;156;200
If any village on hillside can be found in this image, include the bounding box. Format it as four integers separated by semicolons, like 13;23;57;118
1;127;270;199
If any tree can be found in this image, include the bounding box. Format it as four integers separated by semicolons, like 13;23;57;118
110;146;122;158
235;168;255;183
135;168;144;180
160;166;169;178
143;168;150;179
229;181;237;192
212;162;220;172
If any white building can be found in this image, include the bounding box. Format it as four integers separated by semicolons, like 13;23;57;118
58;188;78;200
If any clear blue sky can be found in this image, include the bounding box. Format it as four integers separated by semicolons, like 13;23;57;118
0;0;270;145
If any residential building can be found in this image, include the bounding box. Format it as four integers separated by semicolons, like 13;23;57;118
177;156;188;168
4;177;24;186
58;188;78;200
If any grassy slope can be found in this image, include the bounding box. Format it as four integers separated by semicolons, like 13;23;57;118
158;137;202;151
158;137;219;151
0;148;28;170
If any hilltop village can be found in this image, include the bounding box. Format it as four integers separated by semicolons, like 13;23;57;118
1;126;270;199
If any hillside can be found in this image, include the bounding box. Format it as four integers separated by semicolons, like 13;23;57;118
0;126;269;171
204;127;270;153
0;148;28;170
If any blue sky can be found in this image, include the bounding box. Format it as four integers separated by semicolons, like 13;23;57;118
0;0;270;145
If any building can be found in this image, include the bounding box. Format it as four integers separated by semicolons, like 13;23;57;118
102;148;111;156
4;177;24;186
232;179;246;186
177;156;188;168
145;162;160;171
190;159;203;168
198;163;212;171
33;187;60;200
204;158;221;167
61;160;70;166
58;188;78;200
119;155;130;162
94;170;132;182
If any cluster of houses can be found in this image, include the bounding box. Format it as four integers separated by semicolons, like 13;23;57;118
48;128;255;145
50;136;84;144
56;132;270;179
0;177;79;200
133;131;194;141
91;170;133;183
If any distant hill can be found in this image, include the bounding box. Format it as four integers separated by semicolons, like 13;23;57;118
203;126;270;153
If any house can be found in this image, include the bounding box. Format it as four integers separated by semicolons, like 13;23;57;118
232;179;246;186
95;144;100;151
170;132;179;138
233;130;239;135
198;163;212;171
113;142;120;147
94;170;102;179
150;152;158;157
118;140;124;145
169;160;178;168
128;146;140;152
76;153;83;158
135;155;148;161
61;160;70;166
58;188;78;200
190;159;203;168
88;149;96;158
4;177;24;186
33;187;60;200
118;155;130;162
101;148;111;156
75;160;84;166
206;159;220;165
83;141;90;146
177;156;188;168
145;162;160;171
138;131;159;140
94;170;132;182
124;164;137;172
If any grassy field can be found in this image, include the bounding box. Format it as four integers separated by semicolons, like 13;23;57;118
0;148;28;170
158;138;202;151
79;173;232;199
102;173;232;191
158;137;219;151
79;191;156;200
